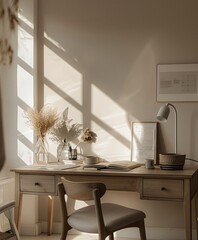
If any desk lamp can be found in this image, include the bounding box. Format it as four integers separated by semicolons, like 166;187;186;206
157;103;177;153
156;103;185;170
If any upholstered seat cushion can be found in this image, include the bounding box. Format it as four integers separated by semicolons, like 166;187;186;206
68;203;146;233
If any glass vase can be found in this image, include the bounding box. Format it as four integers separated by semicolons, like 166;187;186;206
57;140;71;163
34;136;49;164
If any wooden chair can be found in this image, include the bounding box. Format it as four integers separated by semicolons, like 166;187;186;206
0;201;20;240
58;177;147;240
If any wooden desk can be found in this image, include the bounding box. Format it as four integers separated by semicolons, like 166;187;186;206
12;165;198;240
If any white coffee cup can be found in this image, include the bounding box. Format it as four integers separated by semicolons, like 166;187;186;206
145;159;155;169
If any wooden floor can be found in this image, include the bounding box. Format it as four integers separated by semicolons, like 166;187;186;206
21;234;136;240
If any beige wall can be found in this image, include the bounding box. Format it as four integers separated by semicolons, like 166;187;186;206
37;0;198;232
39;0;198;159
1;0;198;238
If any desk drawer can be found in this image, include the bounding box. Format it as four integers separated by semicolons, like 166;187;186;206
142;178;183;200
20;175;56;194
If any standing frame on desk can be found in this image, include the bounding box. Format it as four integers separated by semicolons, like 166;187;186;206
131;122;158;164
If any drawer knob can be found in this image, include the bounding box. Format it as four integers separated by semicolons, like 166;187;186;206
35;182;40;186
161;187;166;191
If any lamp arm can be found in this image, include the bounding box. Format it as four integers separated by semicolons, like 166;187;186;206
167;103;177;153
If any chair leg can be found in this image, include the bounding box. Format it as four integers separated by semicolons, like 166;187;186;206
59;213;71;240
109;233;114;240
139;220;147;240
60;219;70;240
60;229;68;240
5;209;21;240
99;232;110;240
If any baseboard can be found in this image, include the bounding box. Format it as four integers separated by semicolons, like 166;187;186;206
20;221;197;240
20;222;41;236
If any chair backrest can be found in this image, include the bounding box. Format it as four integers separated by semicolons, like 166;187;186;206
58;178;108;238
60;177;106;201
0;201;20;240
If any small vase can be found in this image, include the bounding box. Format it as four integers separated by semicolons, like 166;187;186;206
34;136;49;164
57;140;71;163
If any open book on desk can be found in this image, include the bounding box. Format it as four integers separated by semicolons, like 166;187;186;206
83;161;141;171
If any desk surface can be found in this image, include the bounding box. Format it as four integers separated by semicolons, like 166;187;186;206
12;164;198;178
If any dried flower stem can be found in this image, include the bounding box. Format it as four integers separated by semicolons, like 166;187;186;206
0;0;19;65
24;106;58;139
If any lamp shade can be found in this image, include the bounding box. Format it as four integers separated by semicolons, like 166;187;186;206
157;104;170;122
156;102;178;154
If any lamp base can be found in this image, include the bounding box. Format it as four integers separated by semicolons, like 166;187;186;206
159;153;186;170
160;164;184;170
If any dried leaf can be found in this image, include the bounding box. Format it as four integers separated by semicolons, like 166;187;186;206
49;108;83;143
0;9;5;18
0;0;19;65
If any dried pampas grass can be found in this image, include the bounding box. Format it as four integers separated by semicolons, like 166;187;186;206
25;105;58;138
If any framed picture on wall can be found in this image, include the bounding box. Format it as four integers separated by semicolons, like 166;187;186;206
156;63;198;102
131;122;157;164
